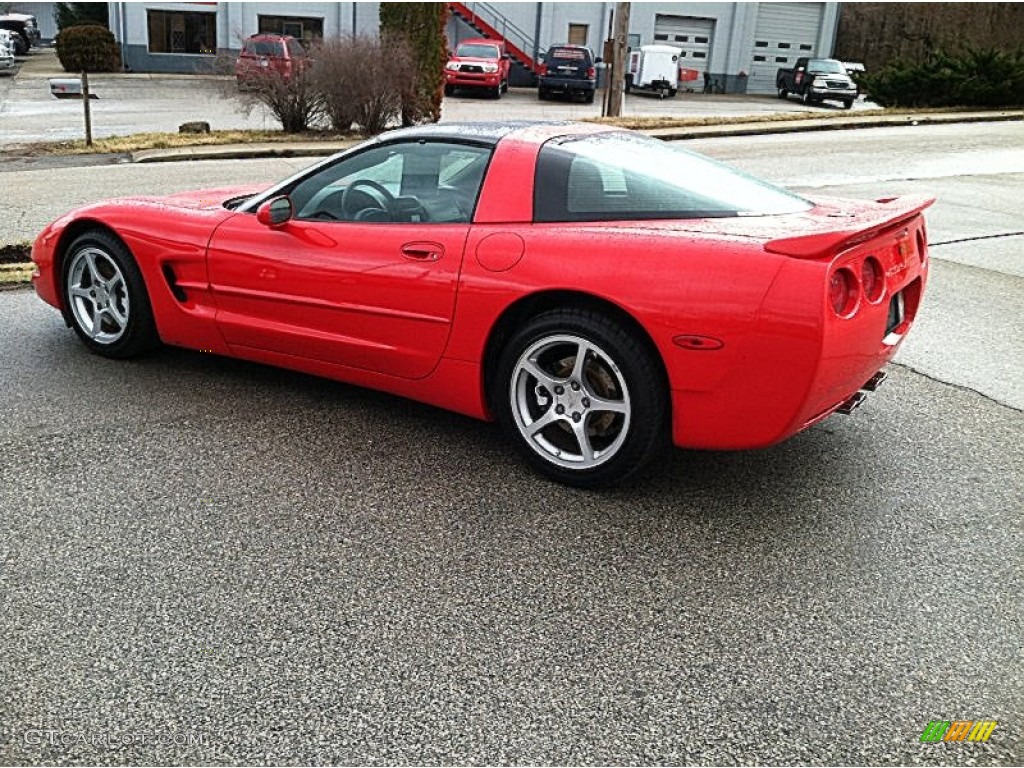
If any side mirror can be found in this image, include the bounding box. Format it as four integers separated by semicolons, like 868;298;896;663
256;195;293;228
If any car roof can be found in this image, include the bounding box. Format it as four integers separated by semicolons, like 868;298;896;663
377;121;616;148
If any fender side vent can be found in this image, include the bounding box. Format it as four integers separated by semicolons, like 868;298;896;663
162;264;187;302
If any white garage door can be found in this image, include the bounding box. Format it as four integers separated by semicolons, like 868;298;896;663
653;14;715;69
748;2;824;94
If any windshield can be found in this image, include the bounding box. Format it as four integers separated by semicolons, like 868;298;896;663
535;132;811;221
807;59;845;74
455;43;499;59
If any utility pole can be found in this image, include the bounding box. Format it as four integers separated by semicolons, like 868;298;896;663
607;1;630;117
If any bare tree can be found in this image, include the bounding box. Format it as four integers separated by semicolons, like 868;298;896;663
312;35;416;135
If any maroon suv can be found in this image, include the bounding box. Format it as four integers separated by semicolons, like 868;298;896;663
235;34;307;88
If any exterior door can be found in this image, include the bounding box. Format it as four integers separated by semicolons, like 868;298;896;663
207;140;492;380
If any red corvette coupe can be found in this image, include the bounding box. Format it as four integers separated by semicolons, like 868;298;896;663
32;122;931;487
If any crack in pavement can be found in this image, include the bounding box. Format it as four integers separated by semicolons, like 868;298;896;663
930;231;1024;247
891;360;1022;413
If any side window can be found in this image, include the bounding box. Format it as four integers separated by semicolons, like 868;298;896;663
289;141;491;224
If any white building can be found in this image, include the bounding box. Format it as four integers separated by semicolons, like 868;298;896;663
101;1;840;94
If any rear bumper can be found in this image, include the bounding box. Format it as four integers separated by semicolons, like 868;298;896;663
538;77;595;93
670;210;930;450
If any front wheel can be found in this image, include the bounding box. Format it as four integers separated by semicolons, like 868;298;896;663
493;309;668;487
777;87;788;99
443;84;454;97
843;98;854;109
62;230;159;359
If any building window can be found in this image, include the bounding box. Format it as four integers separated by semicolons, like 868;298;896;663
753;55;766;62
695;36;709;44
778;42;791;49
755;41;768;47
800;43;813;51
258;15;324;44
147;10;216;54
567;23;588;46
674;35;688;42
775;56;788;63
654;33;668;41
692;51;706;59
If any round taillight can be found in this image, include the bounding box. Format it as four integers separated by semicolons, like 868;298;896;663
861;256;884;303
829;267;857;316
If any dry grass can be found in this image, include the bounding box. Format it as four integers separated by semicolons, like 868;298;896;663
5;129;359;157
582;107;990;131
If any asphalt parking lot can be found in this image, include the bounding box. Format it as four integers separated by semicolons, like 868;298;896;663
0;72;1021;765
0;47;875;146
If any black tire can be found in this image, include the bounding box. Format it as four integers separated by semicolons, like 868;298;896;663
443;84;454;97
668;88;677;98
624;75;633;94
584;91;595;104
501;79;509;94
61;230;159;359
492;308;668;488
490;85;501;99
843;98;854;109
777;87;788;99
538;87;548;101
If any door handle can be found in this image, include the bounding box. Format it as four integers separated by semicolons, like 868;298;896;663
401;242;444;262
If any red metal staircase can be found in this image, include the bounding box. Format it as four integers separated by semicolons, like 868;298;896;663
448;2;540;75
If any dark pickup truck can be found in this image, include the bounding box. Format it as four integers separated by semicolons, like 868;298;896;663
776;57;858;108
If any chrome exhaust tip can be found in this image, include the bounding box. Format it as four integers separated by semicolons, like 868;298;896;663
837;391;867;415
861;370;887;392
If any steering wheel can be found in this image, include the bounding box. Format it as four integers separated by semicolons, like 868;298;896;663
341;179;397;220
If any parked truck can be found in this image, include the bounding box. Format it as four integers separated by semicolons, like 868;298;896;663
776;57;858;109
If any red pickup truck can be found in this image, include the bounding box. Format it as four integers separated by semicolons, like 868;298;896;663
444;38;510;99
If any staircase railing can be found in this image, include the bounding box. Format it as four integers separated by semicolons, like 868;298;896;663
449;2;540;73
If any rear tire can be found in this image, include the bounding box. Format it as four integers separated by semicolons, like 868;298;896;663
777;87;788;99
843;98;854;109
61;230;159;359
493;308;668;488
585;91;595;104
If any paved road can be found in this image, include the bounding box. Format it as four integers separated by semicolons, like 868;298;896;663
1;124;1021;765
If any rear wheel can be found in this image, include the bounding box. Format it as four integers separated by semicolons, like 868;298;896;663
493;308;668;487
584;90;595;104
62;230;159;359
777;87;788;99
843;98;854;109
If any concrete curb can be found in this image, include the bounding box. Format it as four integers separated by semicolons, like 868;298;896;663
127;110;1022;163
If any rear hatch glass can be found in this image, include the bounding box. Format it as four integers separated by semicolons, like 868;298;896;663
546;47;591;78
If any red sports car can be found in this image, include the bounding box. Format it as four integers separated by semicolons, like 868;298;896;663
31;122;932;487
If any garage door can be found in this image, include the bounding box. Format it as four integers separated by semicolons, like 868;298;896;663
748;2;824;94
653;15;715;69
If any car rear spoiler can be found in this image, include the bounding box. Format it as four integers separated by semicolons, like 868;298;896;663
764;195;935;260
